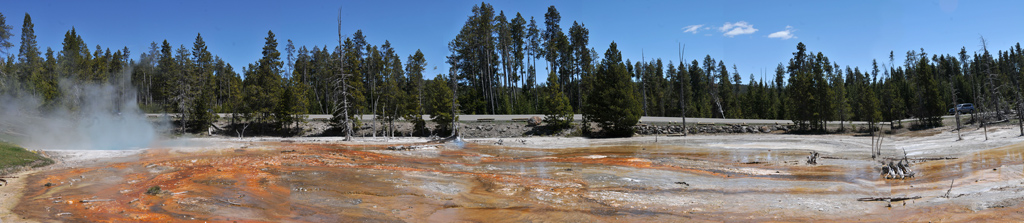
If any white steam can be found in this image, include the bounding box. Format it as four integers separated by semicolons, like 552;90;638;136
0;78;159;150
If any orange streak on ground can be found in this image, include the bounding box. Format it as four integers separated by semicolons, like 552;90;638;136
14;141;1024;222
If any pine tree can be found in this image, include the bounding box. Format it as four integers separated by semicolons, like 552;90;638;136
285;39;295;80
718;61;736;118
914;56;943;127
243;30;284;132
542;5;562;78
405;50;428;135
510;13;527;113
831;63;850;131
16;13;41;93
584;42;641;137
543;70;573;130
425;75;456;136
774;63;786;119
190;33;215;133
689;60;709;118
378;46;405;137
525;16;541;114
340;38;366;124
677;61;691;119
0;12;13;59
155;40;174;110
786;42;833;131
31;47;58;105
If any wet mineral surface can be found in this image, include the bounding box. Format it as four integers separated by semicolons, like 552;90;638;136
11;137;1024;222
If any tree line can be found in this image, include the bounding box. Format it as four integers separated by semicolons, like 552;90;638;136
2;4;1024;138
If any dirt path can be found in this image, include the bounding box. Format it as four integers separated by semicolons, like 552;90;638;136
0;170;40;223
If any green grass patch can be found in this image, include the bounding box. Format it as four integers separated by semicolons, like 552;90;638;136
0;142;54;173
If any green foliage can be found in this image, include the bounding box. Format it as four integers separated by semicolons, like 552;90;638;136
328;38;366;128
718;61;737;118
687;60;711;118
183;33;216;133
786;43;833;132
146;186;162;195
242;30;284;130
857;82;882;126
0;12;14;58
830;64;850;129
584;42;641;137
377;41;407;130
773;63;787;119
32;48;58;105
275;81;303;130
543;70;573;129
405;50;428;135
446;3;497;115
0;142;53;173
425;75;456;136
914;56;944;127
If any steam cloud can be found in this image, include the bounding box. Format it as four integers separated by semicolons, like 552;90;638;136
0;76;160;150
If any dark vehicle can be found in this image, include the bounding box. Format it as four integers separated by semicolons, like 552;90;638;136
948;103;975;114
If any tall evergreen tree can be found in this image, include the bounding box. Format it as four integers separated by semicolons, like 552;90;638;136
285;39;295;79
405;50;427;135
16;13;41;93
542;5;562;76
425;75;456;136
718;61;736;118
831;63;850;131
525;16;541;113
568;21;590;113
36;47;58;100
242;30;284;132
0;12;13;59
190;33;215;132
543;70;572;129
774;63;786;119
914;55;944;127
154;40;174;109
584;42;641;137
510;13;527;113
689;60;710;117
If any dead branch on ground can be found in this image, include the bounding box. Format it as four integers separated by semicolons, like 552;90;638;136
857;196;922;202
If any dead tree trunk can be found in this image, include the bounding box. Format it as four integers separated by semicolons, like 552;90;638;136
950;68;963;140
679;44;688;136
337;8;354;141
641;51;648;116
451;67;460;137
974;36;991;140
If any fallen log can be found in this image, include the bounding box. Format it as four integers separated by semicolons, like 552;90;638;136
909;157;958;161
0;176;16;186
428;135;460;143
857;196;922;202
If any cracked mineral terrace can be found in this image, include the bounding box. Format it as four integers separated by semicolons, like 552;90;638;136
4;125;1024;222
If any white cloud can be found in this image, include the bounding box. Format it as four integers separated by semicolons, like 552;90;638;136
718;21;757;37
768;26;797;40
682;24;704;34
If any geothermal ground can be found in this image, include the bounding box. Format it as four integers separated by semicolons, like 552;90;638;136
4;125;1024;222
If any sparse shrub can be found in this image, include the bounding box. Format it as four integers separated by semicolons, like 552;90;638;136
146;186;161;195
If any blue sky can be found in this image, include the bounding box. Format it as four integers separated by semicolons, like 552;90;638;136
2;0;1023;82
